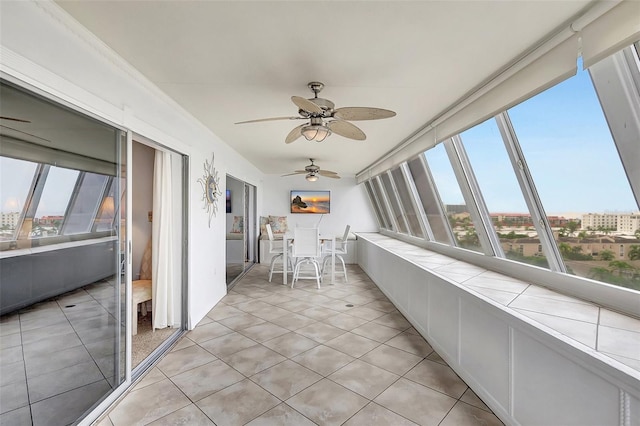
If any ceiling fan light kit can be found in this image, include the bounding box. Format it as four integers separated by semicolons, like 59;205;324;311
305;173;319;182
301;124;331;142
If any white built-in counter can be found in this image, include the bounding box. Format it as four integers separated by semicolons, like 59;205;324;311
357;232;640;426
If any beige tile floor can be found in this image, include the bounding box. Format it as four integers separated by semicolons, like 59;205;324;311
98;264;503;426
0;278;123;426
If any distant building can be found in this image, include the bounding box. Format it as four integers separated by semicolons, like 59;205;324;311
0;212;20;228
547;216;573;227
617;213;640;234
491;213;534;227
489;213;571;228
501;235;640;259
581;212;640;234
445;204;467;214
581;213;619;230
36;215;64;226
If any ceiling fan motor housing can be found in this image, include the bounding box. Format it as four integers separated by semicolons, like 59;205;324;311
308;98;334;113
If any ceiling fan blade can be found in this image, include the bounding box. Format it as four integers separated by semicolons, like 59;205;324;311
322;173;341;179
235;116;304;124
291;96;323;114
333;107;396;121
285;124;306;144
0;116;31;123
327;120;366;140
318;170;339;177
281;171;307;177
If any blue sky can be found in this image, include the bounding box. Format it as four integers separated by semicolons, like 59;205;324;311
427;65;638;217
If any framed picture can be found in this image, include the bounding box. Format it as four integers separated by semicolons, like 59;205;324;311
225;189;232;213
290;190;330;214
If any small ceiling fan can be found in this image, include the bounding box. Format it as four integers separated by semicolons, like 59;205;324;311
281;159;340;182
235;81;396;143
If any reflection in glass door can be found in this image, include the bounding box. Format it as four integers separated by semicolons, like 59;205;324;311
226;176;256;285
0;80;126;425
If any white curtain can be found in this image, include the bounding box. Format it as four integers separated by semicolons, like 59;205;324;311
152;150;174;330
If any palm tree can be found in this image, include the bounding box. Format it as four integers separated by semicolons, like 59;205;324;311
566;221;580;237
629;245;640;261
599;250;615;261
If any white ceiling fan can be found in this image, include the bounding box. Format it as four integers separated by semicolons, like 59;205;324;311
281;158;340;182
235;82;396;143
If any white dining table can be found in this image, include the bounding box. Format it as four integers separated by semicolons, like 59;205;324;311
282;233;336;286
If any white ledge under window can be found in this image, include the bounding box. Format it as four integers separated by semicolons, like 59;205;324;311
0;236;117;259
356;232;640;425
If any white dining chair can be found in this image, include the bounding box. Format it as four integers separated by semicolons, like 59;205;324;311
266;223;291;282
291;227;322;289
321;224;350;283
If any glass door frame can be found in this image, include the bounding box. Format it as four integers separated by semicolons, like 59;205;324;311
127;134;189;380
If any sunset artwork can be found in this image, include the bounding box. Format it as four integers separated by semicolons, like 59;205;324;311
290;190;330;214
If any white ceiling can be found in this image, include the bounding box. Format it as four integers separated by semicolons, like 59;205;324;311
55;1;592;177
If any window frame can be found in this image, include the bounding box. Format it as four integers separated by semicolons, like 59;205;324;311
366;41;640;317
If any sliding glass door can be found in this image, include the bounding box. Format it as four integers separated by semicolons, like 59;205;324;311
0;80;127;425
225;175;256;285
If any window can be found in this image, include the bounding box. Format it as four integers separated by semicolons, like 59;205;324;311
407;156;453;244
460;118;550;269
390;166;424;237
63;172;111;235
95;179;118;232
370;177;392;230
364;180;385;229
32;166;79;238
424;143;483;253
0;157;37;241
508;65;639;291
380;173;409;234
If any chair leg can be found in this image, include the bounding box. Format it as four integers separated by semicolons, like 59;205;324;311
313;261;321;289
291;261;300;289
321;255;329;275
338;255;348;283
269;253;283;282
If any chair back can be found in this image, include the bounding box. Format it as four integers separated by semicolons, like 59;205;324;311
334;224;350;252
292;227;321;258
341;225;351;242
266;223;275;241
266;223;282;253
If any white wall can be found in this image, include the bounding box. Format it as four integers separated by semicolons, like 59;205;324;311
261;174;378;238
131;142;154;276
0;1;265;328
